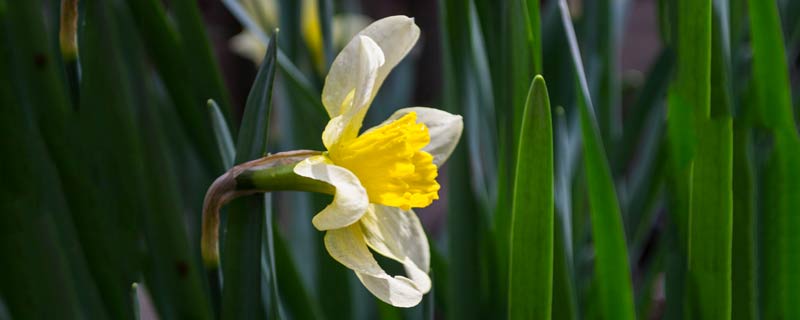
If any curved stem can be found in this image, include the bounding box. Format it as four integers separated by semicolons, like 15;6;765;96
201;150;331;268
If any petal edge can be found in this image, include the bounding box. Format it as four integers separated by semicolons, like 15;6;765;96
293;155;369;230
325;225;424;307
372;107;463;166
360;205;432;293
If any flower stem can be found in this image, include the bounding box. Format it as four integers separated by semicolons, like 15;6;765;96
201;150;332;268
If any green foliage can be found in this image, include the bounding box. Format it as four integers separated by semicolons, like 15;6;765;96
748;0;800;318
558;1;636;319
440;1;495;319
508;76;553;319
220;31;279;320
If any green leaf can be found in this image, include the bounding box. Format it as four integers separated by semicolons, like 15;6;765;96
273;226;326;320
278;0;302;59
748;0;795;129
552;108;579;320
444;147;488;320
235;37;278;160
262;195;282;319
423;274;436;320
676;1;734;318
124;0;223;172
580;0;625;152
222;0;328;122
660;2;698;318
317;0;334;68
208;99;236;169
635;240;665;317
377;300;404;320
0;107;89;320
748;0;800;319
313;215;354;318
477;16;525;299
687;119;732;319
440;0;494;318
700;2;736;319
760;133;800;320
0;10;103;317
443;2;500;315
80;2;214;318
614;49;674;175
731;121;756;320
522;0;542;74
748;1;800;318
170;0;234;122
429;245;449;316
221;30;279;320
499;9;534;295
662;218;688;320
551;215;578;320
508;75;553;319
627;141;667;256
510;0;534;144
2;1;145;318
222;200;267;319
557;1;636;319
617;49;672;249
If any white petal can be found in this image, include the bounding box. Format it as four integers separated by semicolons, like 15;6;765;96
322;35;384;118
321;35;385;144
325;225;424;307
229;31;266;65
357;16;420;96
376;107;463;166
321;16;420;146
360;205;431;293
355;273;421;308
293;155;369;230
321;114;348;150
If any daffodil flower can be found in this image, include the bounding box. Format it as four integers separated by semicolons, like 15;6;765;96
289;16;463;307
230;0;371;72
202;15;462;308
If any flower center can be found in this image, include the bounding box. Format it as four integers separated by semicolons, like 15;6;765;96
327;112;440;210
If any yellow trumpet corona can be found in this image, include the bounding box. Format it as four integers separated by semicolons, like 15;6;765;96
328;112;440;210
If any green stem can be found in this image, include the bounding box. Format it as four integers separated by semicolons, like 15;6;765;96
200;150;331;268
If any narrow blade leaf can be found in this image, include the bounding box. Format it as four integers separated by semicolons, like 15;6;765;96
557;1;636;319
221;30;279;320
508;75;553;319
